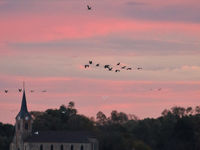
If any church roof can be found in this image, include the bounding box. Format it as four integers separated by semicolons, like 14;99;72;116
16;90;32;119
24;131;96;143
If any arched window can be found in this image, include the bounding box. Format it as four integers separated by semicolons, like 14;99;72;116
80;145;84;150
25;123;28;130
60;145;64;150
40;145;43;150
71;145;74;150
51;145;54;150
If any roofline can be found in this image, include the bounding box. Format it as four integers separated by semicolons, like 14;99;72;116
24;141;91;144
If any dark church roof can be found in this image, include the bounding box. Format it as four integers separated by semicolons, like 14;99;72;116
16;90;32;119
25;131;96;143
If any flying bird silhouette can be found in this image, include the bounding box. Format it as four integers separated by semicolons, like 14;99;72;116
121;66;126;69
104;65;110;69
85;65;89;68
87;5;92;10
89;61;92;64
108;67;113;71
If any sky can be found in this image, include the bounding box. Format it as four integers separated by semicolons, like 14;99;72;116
0;0;200;124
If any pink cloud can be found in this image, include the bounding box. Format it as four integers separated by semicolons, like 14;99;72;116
0;0;200;124
1;14;200;43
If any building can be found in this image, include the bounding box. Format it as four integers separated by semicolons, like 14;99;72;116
10;90;98;150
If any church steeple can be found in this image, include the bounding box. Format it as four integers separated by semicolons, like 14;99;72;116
11;84;33;150
16;90;31;120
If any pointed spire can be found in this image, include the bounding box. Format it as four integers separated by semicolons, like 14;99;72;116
20;90;28;113
16;83;31;119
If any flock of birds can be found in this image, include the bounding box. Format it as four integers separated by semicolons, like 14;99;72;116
83;61;163;91
0;61;164;95
0;88;47;94
0;87;162;95
84;60;143;73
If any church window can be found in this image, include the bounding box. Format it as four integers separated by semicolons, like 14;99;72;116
40;145;43;150
25;123;28;130
25;116;29;120
60;145;64;150
51;145;54;150
81;145;84;150
71;145;74;150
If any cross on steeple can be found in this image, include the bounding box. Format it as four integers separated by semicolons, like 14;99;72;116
23;81;25;91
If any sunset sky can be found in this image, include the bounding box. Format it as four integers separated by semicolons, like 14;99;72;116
0;0;200;124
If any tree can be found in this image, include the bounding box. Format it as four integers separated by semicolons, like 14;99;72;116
195;106;200;114
67;101;77;117
68;101;75;109
171;106;185;117
186;107;193;116
110;110;128;124
128;114;139;121
0;123;14;150
161;109;170;116
96;111;107;125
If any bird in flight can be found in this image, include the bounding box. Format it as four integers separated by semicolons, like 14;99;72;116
85;65;89;68
89;60;92;64
87;5;92;10
108;67;113;71
104;65;110;69
121;66;126;69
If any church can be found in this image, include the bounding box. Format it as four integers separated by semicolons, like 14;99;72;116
10;90;99;150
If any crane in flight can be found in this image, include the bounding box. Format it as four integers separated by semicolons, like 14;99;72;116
87;5;92;10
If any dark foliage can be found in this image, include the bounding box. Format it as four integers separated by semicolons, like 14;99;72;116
0;123;14;150
1;104;200;150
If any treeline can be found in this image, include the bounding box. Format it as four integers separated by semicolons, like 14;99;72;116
1;102;200;150
0;123;14;150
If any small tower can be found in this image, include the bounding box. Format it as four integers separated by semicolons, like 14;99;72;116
10;88;32;150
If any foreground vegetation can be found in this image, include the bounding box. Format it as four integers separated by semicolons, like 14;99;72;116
1;102;200;150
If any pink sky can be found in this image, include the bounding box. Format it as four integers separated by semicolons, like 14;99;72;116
0;0;200;124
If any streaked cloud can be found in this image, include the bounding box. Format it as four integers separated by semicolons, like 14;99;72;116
0;0;200;123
